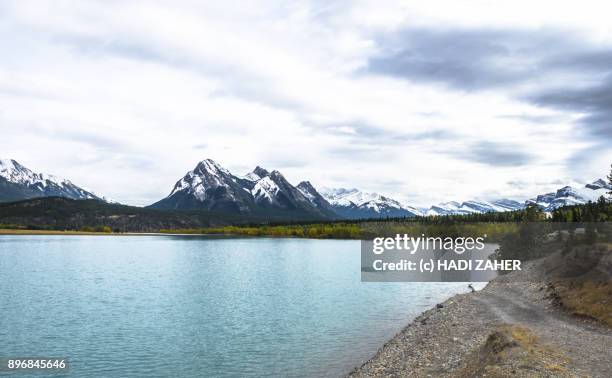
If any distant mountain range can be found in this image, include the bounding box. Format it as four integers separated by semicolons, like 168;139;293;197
147;158;610;219
319;187;421;218
1;158;610;221
320;181;609;218
0;159;102;203
424;199;525;216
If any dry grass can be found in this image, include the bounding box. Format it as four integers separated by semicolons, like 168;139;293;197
553;281;612;327
459;324;571;377
543;243;612;327
507;325;539;352
549;243;612;326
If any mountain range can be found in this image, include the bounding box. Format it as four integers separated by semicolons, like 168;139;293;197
525;179;610;212
148;159;336;220
147;158;610;219
1;158;610;220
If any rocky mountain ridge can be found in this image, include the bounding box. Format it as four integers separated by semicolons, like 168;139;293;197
0;159;102;203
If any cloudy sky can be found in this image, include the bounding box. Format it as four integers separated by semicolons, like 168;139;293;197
1;0;611;206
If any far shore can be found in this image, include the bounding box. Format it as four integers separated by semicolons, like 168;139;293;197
0;229;340;238
0;229;219;236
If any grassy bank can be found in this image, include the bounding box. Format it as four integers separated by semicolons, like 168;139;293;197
552;281;612;326
545;242;612;326
159;221;521;241
160;223;363;239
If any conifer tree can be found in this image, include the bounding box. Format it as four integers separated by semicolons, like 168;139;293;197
608;163;612;198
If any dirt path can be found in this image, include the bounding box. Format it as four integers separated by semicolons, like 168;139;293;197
474;280;612;377
348;261;612;377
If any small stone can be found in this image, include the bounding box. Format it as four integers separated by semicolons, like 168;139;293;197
436;303;444;309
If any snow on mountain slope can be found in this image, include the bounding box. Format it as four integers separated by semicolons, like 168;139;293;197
0;158;102;202
374;178;607;217
321;188;378;207
296;181;337;215
491;199;525;211
525;180;609;211
1;159;69;188
463;199;524;213
169;159;236;200
251;176;280;202
320;187;420;219
426;199;524;216
296;182;316;202
251;171;336;218
150;159;255;212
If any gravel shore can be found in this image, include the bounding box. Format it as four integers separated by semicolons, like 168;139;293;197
348;259;612;377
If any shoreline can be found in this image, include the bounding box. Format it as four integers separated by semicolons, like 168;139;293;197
0;229;225;236
0;229;363;240
0;229;119;235
347;258;612;377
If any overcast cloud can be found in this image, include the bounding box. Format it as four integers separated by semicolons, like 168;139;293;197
0;0;611;206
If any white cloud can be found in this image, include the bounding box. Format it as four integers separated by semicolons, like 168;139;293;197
0;0;611;206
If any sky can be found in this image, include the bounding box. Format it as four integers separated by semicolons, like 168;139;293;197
1;0;611;206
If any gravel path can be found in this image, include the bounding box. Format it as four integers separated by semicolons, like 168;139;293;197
348;261;612;377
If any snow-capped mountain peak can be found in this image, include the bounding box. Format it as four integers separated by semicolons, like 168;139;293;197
295;181;337;215
243;166;271;182
253;166;270;178
194;158;232;177
1;159;29;183
251;176;280;201
253;170;305;205
0;158;102;202
169;158;240;200
0;158;59;187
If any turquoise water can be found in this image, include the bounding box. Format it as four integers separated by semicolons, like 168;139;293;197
0;236;478;377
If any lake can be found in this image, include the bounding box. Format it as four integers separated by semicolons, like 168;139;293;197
0;236;484;377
